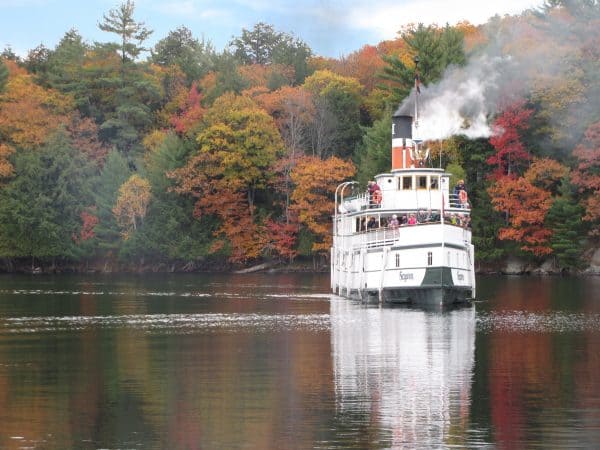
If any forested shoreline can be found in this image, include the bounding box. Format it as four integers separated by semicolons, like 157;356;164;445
0;0;598;275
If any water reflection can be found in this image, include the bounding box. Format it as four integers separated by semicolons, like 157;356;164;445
330;299;477;449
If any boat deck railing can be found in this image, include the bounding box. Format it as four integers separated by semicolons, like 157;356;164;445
335;220;472;251
338;192;470;214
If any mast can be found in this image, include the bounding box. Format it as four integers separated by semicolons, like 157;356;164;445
414;55;420;133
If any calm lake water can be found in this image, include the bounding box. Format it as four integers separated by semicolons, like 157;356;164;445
0;273;598;449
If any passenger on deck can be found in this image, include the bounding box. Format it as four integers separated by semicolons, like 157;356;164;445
459;189;469;208
366;216;378;229
407;213;417;225
453;179;466;197
388;214;400;229
460;214;471;229
368;181;382;208
417;209;431;223
454;179;469;208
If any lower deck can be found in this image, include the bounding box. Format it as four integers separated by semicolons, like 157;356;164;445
331;223;476;307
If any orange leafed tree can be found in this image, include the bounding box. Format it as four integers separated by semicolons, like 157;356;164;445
238;63;295;89
0;142;14;179
488;176;553;256
0;60;73;174
290;155;355;254
523;157;569;194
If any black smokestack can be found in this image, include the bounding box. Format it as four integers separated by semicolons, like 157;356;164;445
392;113;412;139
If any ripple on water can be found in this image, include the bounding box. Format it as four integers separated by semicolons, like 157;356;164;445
0;289;328;301
0;313;331;334
476;310;600;333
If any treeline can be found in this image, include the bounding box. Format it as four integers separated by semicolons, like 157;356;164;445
0;0;598;272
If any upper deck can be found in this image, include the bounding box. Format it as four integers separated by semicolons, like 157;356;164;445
336;168;470;218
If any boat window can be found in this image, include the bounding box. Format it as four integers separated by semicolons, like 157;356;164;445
427;252;432;266
395;253;400;267
430;176;439;190
401;176;412;190
417;176;428;189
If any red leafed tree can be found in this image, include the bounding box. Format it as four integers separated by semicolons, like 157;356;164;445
571;121;600;235
488;176;553;256
264;216;299;262
205;188;268;262
79;209;99;242
170;82;206;135
487;100;534;179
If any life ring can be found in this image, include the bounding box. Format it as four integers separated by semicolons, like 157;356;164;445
459;189;468;204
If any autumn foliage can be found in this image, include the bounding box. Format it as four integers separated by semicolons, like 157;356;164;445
169;82;206;135
571;121;600;235
488;175;553;256
487;100;533;179
290;156;355;253
1;0;599;270
113;175;152;239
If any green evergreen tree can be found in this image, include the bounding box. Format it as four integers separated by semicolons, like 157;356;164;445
271;35;313;85
471;189;506;262
380;24;466;106
230;22;312;85
546;184;587;270
44;29;90;107
151;26;215;84
202;52;249;105
23;44;51;82
120;133;215;263
97;1;159;157
0;132;95;267
229;22;283;65
0;58;8;93
98;0;152;64
355;114;392;184
92;149;132;256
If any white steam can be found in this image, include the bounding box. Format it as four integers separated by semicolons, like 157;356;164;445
397;54;515;141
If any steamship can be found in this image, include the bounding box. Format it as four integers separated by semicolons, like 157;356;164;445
330;109;475;307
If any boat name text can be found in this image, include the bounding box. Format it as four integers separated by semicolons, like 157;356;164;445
399;271;414;281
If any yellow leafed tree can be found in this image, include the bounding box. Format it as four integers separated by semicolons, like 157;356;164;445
113;175;152;239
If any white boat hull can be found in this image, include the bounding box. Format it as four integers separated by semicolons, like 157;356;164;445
331;222;475;307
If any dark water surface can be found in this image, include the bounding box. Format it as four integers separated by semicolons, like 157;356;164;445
0;273;598;449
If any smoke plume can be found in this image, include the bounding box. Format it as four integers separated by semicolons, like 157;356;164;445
394;4;599;144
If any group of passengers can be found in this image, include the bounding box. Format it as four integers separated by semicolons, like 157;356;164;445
446;213;471;229
361;210;471;231
361;209;441;231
